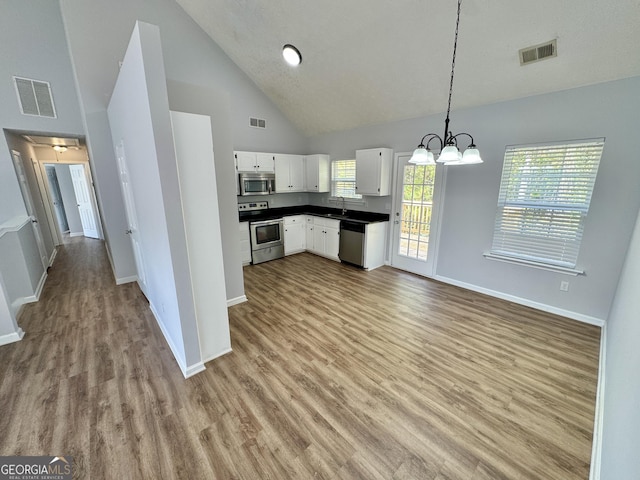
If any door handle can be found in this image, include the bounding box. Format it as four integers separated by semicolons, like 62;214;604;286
31;219;38;224
125;229;132;235
394;220;399;224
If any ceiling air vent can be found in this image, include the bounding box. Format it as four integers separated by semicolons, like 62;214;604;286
249;117;266;129
519;39;557;66
13;76;57;118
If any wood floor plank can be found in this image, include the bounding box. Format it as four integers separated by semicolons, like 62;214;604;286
0;240;600;479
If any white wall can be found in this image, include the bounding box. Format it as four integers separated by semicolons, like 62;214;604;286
0;1;84;224
598;206;640;478
53;164;83;235
170;110;231;361
308;76;640;323
108;21;205;375
59;0;308;296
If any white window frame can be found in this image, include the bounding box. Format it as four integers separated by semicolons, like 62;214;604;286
330;159;364;203
485;138;604;274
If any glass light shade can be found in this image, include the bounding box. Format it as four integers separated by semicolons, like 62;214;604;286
461;147;483;164
438;145;461;163
282;44;302;66
53;145;67;152
409;147;435;165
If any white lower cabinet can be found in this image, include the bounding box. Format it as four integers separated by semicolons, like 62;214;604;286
305;217;315;251
284;215;305;255
310;217;340;260
239;221;251;265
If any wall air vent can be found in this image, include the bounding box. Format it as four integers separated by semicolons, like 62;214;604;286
519;39;557;66
249;117;266;129
13;76;57;118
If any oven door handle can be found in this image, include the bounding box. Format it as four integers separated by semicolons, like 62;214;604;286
251;218;283;227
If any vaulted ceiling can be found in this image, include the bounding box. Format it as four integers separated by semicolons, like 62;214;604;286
175;0;640;136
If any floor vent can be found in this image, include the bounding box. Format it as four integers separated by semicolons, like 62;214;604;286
519;39;557;66
249;117;266;128
13;76;57;118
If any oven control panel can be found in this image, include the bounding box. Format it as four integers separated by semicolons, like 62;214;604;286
238;201;268;212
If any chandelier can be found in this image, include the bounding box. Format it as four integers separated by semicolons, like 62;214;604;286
410;0;482;166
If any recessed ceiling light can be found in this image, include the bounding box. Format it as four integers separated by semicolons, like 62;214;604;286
282;44;302;66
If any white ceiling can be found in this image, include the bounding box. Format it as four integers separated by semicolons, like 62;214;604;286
175;0;640;136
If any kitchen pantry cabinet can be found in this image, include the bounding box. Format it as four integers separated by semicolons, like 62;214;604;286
310;217;340;260
305;154;330;193
275;154;305;192
235;151;274;173
355;147;393;196
239;221;251;265
284;215;305;255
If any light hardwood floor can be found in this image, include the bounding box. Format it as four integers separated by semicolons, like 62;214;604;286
0;238;600;479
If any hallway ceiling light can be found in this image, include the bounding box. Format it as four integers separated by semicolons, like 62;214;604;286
52;145;67;152
282;44;302;66
409;0;483;167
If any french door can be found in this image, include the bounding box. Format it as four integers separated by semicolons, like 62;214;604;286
391;154;444;277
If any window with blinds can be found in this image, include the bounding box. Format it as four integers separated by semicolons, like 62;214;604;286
331;159;362;199
490;139;604;269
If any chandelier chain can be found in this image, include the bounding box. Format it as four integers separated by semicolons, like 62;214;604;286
445;0;462;124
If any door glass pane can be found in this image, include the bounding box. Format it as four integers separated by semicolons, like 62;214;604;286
397;164;435;261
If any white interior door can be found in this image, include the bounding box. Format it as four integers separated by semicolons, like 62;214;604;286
11;150;48;268
115;141;147;292
391;154;444;277
69;164;99;238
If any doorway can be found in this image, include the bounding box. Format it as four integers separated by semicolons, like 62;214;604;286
42;163;100;241
390;153;445;277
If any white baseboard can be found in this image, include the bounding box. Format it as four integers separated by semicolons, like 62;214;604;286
149;302;205;379
12;270;49;310
34;269;47;300
48;248;57;267
69;232;84;237
0;328;25;346
184;361;206;378
116;275;138;285
227;295;248;307
202;347;233;365
589;323;607;480
434;275;605;327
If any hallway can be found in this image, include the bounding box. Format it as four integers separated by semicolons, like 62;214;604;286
0;238;188;477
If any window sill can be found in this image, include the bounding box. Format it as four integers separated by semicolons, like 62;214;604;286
483;253;584;276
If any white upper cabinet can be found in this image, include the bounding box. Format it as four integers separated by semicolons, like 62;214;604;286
305;154;330;193
275;154;305;192
355;148;393;196
235;151;275;173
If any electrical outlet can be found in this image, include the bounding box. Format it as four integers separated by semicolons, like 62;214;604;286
560;281;569;292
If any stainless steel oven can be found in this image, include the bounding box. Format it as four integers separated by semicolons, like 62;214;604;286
239;172;276;196
250;218;284;264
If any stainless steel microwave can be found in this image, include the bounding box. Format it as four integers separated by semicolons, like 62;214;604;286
238;172;276;196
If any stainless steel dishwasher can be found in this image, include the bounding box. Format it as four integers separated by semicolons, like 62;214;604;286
339;220;366;267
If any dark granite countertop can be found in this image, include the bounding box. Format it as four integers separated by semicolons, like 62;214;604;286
238;204;390;224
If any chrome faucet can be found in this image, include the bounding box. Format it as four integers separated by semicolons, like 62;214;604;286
339;196;347;216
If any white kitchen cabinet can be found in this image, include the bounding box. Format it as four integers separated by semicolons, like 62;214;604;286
239;221;251;265
284;215;305;255
305;217;315;251
310;216;340;260
305;154;330;193
235;151;274;173
355;147;393;196
363;221;388;270
275;154;305;192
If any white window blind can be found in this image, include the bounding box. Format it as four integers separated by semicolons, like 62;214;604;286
490;139;604;268
331;159;362;199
